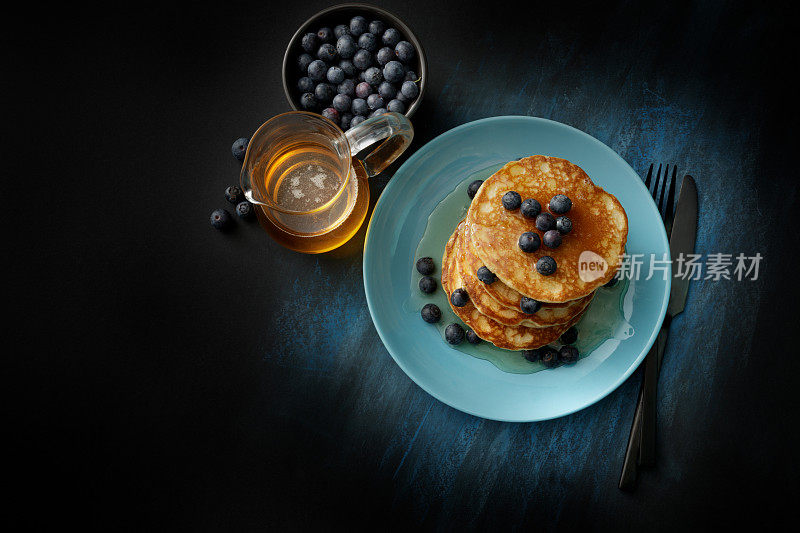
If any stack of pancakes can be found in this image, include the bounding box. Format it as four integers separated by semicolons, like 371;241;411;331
441;156;628;350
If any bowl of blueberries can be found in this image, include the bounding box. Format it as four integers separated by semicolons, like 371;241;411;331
282;3;426;131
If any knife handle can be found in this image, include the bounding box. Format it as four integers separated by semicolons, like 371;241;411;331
639;328;667;466
619;381;644;491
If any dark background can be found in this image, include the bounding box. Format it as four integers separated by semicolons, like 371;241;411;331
8;0;800;529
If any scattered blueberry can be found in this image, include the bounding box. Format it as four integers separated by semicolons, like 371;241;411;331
416;257;435;275
383;61;405;83
543;229;562;249
518;232;540;253
350;115;366;128
502;191;522;210
382;28;401;47
307;59;327;81
367;93;384;110
298;53;314;73
535;212;556;232
549;194;572;214
521;198;541;219
336;35;356;59
340;113;353;129
467;179;483;199
317;43;337;62
476;266;497;284
355;81;372;99
231;138;249;162
387;99;405;113
364;66;383;86
370;107;387;117
540;347;559;368
210;209;232;230
556;216;573;235
421;303;441;324
536;256;557;276
332;94;351;113
395;41;415;62
225;185;244;204
321;107;339;124
375;47;394;66
351;97;369;117
298;76;315;93
604;276;619;288
377;81;397;100
338;59;356;77
396;91;410;103
353;49;372;70
301;33;318;53
315;83;336;103
358;32;378;52
327;66;345;84
334;24;349;38
419;276;437;294
369;20;386;35
349;16;368;36
337;78;355;97
317;27;334;43
558;345;579;364
560;326;578;345
300;92;317;109
523;349;541;362
236;201;254;219
466;329;481;344
520;297;541;314
401;80;419;99
445;323;465;345
450;288;469;307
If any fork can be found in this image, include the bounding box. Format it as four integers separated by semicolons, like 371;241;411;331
618;163;677;490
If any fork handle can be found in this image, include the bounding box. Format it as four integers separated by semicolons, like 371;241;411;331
639;327;669;466
619;381;644;491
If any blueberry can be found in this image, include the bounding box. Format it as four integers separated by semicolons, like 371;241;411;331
521;198;541;219
231;138;249;162
549;194;572;214
445;323;465;345
383;61;405;83
401;80;419;99
300;92;317;109
450;288;469;307
367;93;384;110
395;41;415;62
416;257;435;275
236;201;254;219
558;345;579;364
518;232;540;253
340;113;354;130
210;209;232;230
502;191;522;210
314;83;336;103
377;81;396;100
560;326;578;345
321;107;339;124
369;20;385;35
326;66;345;84
353;49;372;70
334;24;349;38
543;230;562;249
405;70;419;82
520;297;541;314
350;115;366;128
604;276;619;288
332;94;351;113
337;78;355;97
298;53;314;73
301;33;318;53
297;76;315;93
421;303;441;324
317;43;337;62
540;347;559;368
536;256;557;276
476;266;497;284
307;59;327;81
364;66;383;86
419;276;437;294
370;108;387;117
335;35;356;59
375;47;394;66
316;27;333;43
387;99;405;113
350;16;368;36
467;179;483;199
522;349;541;362
355;81;372;99
466;329;481;344
358;32;378;52
382;28;401;47
351;97;369;117
555;216;573;235
338;59;356;77
225;185;244;204
535;212;556;231
396;91;410;104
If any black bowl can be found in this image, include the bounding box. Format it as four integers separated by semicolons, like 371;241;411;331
282;2;427;118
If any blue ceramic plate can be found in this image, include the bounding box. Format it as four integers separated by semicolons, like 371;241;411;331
363;116;670;422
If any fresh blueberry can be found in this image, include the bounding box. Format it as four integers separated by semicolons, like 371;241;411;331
236;201;254;219
543;229;562;249
502;191;522;210
522;349;541;362
394;41;415;62
445;323;465;345
383;61;405;83
337;78;355;97
556;216;573;235
369;20;385;35
518;232;541;253
358;32;378;52
350;115;366;128
338;59;356;77
396;91;410;103
321;107;339;124
225;185;244;204
382;28;401;47
316;27;334;43
334;24;349;38
307;59;327;81
467;180;483;199
317;43;337;62
540;347;559;368
367;93;384;110
231;138;249;162
421;303;441;324
405;70;418;81
300;92;317;110
520;297;541;314
297;76;315;93
376;81;396;100
326;66;345;84
298;53;314;73
559;345;579;364
387;99;405;113
301;33;318;53
364;66;383;86
416;257;435;275
375;47;394;66
604;276;619;288
314;83;336;103
476;266;496;284
370;108;387;117
332;94;351;113
521;198;541;219
535;212;556;231
340;113;354;130
335;35;356;59
466;329;481;344
400;80;419;99
349;16;368;36
450;288;469;307
560;326;578;345
351;97;369;117
210;209;232;230
419;276;437;294
355;81;372;99
536;256;557;276
549;194;572;214
353;49;372;70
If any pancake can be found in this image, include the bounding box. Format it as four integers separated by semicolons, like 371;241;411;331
441;222;582;350
466;156;628;303
458;221;594;328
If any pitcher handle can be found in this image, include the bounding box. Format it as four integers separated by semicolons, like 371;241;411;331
344;112;414;177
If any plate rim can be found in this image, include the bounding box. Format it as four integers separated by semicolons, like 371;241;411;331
363;115;670;422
